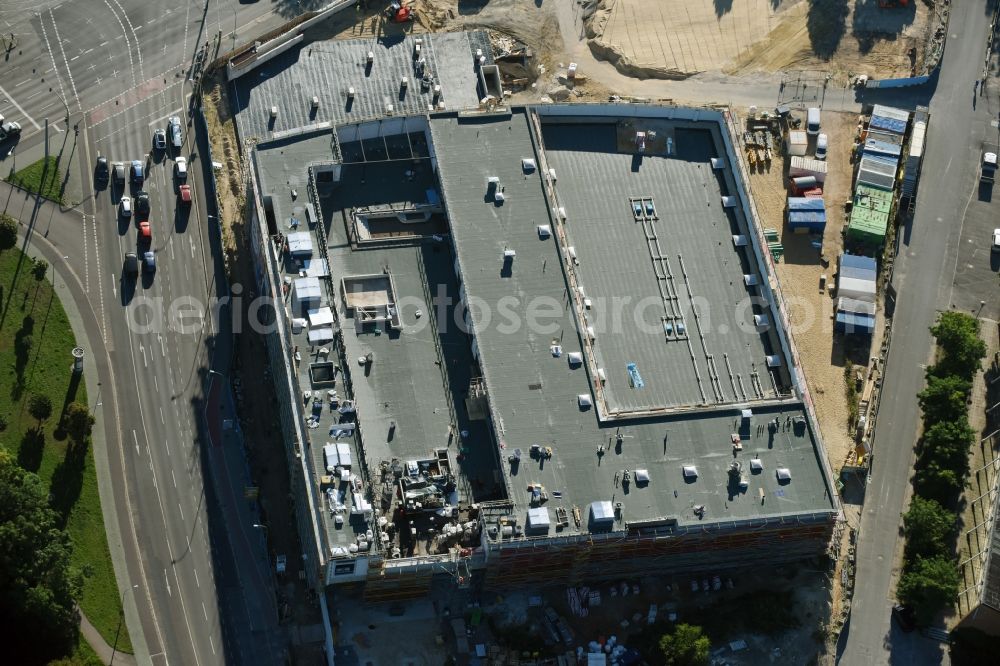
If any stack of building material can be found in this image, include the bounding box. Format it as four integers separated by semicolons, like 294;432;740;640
835;253;877;335
787;196;827;234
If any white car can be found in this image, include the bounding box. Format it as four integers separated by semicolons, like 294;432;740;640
0;120;21;140
119;196;132;218
815;133;828;160
992;228;1000;253
168;116;182;149
174;156;187;180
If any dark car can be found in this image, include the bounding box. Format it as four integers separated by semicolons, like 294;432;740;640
96;156;109;182
135;191;150;218
143;251;156;273
113;162;126;185
131;160;144;185
124;252;139;277
178;184;191;205
892;604;916;633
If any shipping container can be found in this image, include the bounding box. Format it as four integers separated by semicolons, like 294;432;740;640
789;155;828;183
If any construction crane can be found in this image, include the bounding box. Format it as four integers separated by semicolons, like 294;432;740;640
384;1;416;23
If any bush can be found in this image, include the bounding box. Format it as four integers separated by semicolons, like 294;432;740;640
919;418;975;471
917;375;971;425
28;394;53;425
929;312;986;380
659;623;710;666
61;403;95;444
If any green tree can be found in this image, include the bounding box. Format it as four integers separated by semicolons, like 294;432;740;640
31;258;48;282
903;496;956;559
659;623;710;666
897;555;960;625
61;403;95;444
914;460;964;505
929;311;986;380
0;213;16;254
0;450;82;663
920;418;975;471
917;375;970;425
28;394;53;427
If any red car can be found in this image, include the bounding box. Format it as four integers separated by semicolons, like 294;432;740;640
138;221;152;243
178;184;191;205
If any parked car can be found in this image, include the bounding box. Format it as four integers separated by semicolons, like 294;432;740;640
178;184;192;205
138;221;152;243
143;251;156;273
131;160;144;185
815;133;828;160
135;191;150;218
119;196;132;218
168;116;182;149
124;252;139;277
0;120;21;140
96;156;109;183
113;162;126;185
174;156;187;180
153;128;167;151
992;228;1000;253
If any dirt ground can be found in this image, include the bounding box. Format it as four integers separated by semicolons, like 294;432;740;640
584;0;937;84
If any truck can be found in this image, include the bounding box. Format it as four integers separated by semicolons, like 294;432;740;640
981;149;997;185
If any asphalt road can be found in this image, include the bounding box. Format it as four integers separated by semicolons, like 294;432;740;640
0;1;303;665
839;1;999;664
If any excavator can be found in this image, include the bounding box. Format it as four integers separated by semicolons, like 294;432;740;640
384;1;416;23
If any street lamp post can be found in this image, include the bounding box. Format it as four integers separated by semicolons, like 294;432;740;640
110;584;138;665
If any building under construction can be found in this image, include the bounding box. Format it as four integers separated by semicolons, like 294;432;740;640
235;32;840;602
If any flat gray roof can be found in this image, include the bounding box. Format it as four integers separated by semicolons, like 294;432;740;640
429;110;836;533
538;121;783;414
233;30;492;141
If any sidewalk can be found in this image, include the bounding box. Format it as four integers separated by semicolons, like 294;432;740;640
1;122;86;208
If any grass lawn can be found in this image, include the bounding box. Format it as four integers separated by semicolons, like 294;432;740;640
0;240;131;655
6;156;66;205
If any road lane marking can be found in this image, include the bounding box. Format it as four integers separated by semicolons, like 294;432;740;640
140;343;147;367
193;569;200;587
153;374;158;392
164;569;172;596
159;406;164;424
178;502;185;520
189;236;195;258
0;83;42;130
111;273;117;298
92;219;106;340
209;636;215;655
14;79;30;87
103;0;136;88
50;9;81;111
171;469;176;488
37;16;69;125
201;602;208;621
133;429;139;455
147;107;183;128
109;0;144;80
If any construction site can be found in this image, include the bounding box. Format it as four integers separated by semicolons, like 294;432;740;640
227;13;842;616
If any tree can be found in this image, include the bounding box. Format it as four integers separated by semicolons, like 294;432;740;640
903;496;956;560
31;258;47;282
0;214;16;253
61;403;94;444
914;460;964;505
28;394;53;427
929;311;986;380
659;623;711;666
920;418;975;471
917;375;970;425
0;450;82;663
897;555;960;625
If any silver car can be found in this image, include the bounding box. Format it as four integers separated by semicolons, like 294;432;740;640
168;116;182;149
153;128;167;150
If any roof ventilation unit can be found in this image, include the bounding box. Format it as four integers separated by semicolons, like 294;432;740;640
753;314;770;330
548;168;557;182
269;106;278;118
536;224;551;239
522;158;537;173
596;367;606;384
503;248;516;260
750;458;763;474
566;246;578;264
311;96;319;109
585;326;596;342
577;394;593;408
567;352;583;367
634;469;649;484
347;87;355;99
413;42;421;58
732;235;748;247
367;51;374;64
765;355;782;368
401;76;408;88
682;465;698;480
743;274;758;287
776;468;792;483
711;157;725;170
385;103;394;115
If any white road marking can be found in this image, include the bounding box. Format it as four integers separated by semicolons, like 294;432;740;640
103;0;136;88
171;469;176;488
178;502;185;521
99;40;108;47
209;636;215;655
50;9;81;111
201;602;208;621
159;406;165;424
153;374;158;391
14;79;30;88
92;218;106;340
133;429;139;455
0;83;42;130
140;343;147;367
70;54;79;61
193;568;200;587
164;569;172;596
189;236;195;258
109;0;144;81
111;273;117;298
37;16;69;122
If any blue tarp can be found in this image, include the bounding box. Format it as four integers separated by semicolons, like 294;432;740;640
788;197;826;211
869;105;909;134
863;139;902;158
835;310;875;335
841;253;877;273
627;362;644;389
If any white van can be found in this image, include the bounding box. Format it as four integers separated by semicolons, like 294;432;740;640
815;133;828;160
806;107;821;135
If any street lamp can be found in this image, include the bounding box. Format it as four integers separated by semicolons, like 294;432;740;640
110;584;138;665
